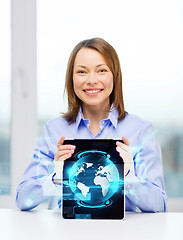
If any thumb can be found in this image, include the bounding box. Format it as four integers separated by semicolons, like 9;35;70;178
122;136;130;146
57;136;65;147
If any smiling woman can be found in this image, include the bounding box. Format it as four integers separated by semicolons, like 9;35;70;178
73;48;113;118
16;37;167;212
64;39;117;137
64;38;125;124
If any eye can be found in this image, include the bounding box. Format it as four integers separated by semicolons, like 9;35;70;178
98;69;108;73
77;70;86;74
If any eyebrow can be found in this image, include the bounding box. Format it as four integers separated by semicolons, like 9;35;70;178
76;64;107;68
76;65;87;68
96;64;107;67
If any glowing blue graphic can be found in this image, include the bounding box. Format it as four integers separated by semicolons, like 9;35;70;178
25;199;33;207
69;150;119;207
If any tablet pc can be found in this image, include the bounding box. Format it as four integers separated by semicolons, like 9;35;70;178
62;139;125;220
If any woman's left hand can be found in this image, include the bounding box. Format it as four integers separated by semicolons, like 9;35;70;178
116;137;133;176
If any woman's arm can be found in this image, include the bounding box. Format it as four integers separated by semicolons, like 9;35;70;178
125;123;167;212
16;124;58;211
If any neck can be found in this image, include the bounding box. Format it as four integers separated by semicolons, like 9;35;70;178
82;104;110;123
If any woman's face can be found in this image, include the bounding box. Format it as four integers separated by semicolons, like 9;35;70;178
73;48;113;110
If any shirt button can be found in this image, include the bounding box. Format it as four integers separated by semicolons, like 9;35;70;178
126;185;131;188
102;121;105;124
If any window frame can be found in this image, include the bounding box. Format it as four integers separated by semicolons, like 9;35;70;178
0;0;37;208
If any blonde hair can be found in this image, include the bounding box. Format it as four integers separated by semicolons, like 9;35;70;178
63;37;125;123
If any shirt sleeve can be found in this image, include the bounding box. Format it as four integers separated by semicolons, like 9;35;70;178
125;123;167;212
15;123;60;211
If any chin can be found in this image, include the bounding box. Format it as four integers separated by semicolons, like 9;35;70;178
83;100;110;108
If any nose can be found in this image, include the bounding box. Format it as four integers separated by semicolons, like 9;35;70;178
86;72;97;84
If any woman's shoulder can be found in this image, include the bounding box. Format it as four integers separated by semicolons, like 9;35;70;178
42;115;75;139
45;115;70;128
122;112;152;129
119;113;155;141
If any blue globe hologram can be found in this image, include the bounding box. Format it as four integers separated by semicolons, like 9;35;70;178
69;150;119;208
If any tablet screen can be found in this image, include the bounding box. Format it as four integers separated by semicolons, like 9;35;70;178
62;139;124;219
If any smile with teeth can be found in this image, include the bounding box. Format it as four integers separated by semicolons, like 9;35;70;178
84;89;103;94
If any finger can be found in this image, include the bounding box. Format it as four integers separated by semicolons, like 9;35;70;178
116;146;129;157
122;136;130;146
54;150;73;161
116;142;129;152
116;146;133;163
54;147;75;161
54;152;71;162
57;136;65;147
58;153;72;161
58;144;76;151
58;149;75;158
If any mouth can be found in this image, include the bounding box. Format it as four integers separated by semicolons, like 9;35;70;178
83;89;103;94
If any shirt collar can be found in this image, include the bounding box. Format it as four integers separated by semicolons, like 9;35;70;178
107;106;118;128
75;107;89;129
75;105;119;129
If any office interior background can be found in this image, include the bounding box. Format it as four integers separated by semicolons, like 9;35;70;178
0;0;183;211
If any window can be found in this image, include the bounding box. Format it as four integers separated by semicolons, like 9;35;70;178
0;1;37;208
37;0;183;198
0;0;11;194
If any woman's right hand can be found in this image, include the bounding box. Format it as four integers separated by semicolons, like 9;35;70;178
53;136;76;179
54;136;76;162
